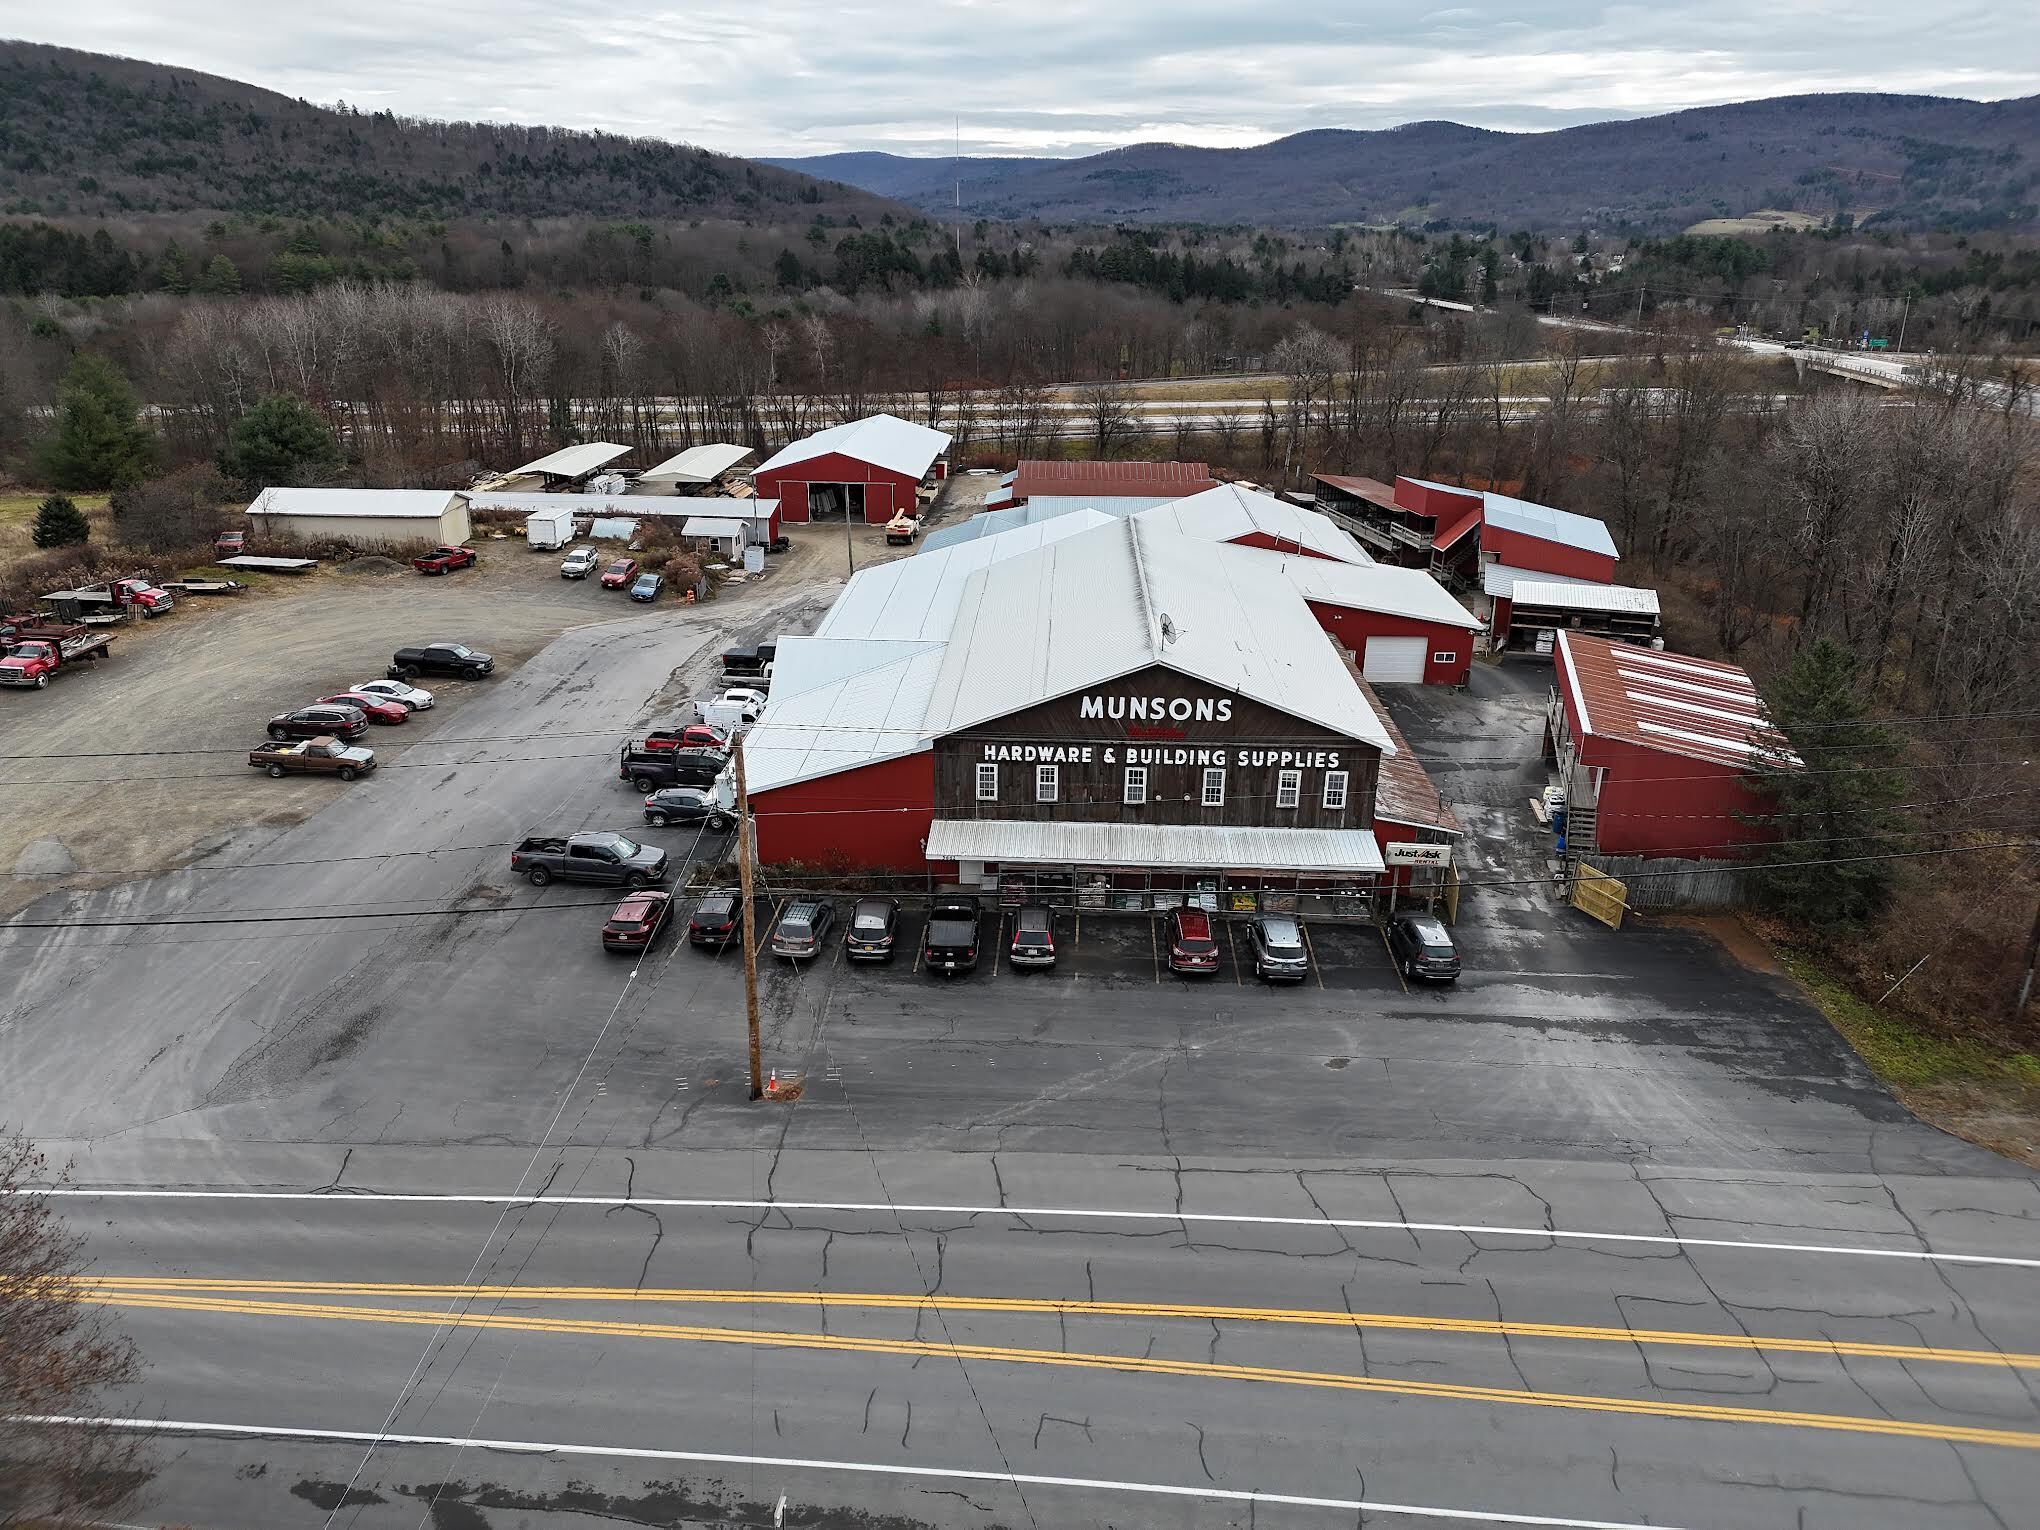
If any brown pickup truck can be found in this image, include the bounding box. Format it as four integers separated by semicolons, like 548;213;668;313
248;736;378;780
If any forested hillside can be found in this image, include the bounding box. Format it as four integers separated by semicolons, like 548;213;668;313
0;41;895;221
773;94;2040;233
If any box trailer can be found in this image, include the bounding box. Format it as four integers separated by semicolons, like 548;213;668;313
525;505;576;550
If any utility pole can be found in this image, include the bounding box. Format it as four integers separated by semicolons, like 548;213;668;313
732;733;764;1100
1634;283;1646;330
2015;896;2040;1021
1896;291;1912;355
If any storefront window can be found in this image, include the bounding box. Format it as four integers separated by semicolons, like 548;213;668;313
1201;767;1226;806
1277;769;1301;809
1323;770;1348;809
1123;765;1147;805
975;763;998;801
1036;764;1059;802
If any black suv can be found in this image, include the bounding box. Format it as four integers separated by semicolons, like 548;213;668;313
389;643;494;680
1246;914;1310;983
1387;912;1461;983
642;787;732;831
268;703;367;741
1007;904;1057;969
844;897;900;961
688;890;742;949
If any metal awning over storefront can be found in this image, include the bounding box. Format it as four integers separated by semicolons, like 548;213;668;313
926;819;1386;875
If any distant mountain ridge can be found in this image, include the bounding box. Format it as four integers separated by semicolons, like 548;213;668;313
0;40;904;222
770;94;2040;232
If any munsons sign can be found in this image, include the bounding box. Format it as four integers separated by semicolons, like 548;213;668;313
1079;692;1233;724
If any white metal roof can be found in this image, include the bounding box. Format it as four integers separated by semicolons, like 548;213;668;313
1509;579;1661;616
246;488;458;521
754;413;952;481
926;818;1386;874
682;517;747;538
1480;491;1619;560
919;515;1395;753
508;442;632;479
1143;484;1372;565
920;500;1126;551
818;512;1117;643
467;490;775;522
1276;556;1483;631
1481;561;1598;598
640;443;753;483
741;637;947;794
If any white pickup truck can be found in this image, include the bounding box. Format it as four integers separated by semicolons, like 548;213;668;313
695;688;767;728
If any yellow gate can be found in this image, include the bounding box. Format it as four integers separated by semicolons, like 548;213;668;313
1441;864;1462;924
1570;863;1627;930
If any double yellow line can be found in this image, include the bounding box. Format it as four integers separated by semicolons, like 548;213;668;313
71;1279;2040;1452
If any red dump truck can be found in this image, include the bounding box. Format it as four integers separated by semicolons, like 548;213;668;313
0;624;113;688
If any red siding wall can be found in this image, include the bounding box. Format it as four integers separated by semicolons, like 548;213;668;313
1305;602;1474;685
1482;525;1617;583
750;752;935;869
1227;530;1340;560
1394;478;1483;520
754;451;921;525
1577;736;1772;860
1489;594;1514;645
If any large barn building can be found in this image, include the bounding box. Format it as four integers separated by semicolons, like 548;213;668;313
753;414;952;525
1547;632;1790;863
743;511;1464;910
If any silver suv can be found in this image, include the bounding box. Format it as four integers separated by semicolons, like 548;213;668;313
768;900;835;960
1247;914;1310;983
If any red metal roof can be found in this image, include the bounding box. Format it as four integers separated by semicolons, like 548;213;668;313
1343;658;1460;833
1432;506;1483;552
1556;632;1790;770
1012;459;1217;499
1312;473;1400;509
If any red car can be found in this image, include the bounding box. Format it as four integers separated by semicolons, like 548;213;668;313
602;889;672;952
1166;908;1221;975
641;723;729;752
599;557;640;590
316;691;411;725
412;545;478;575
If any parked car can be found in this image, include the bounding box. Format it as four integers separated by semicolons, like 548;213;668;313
315;691;410;725
629;571;664;602
620;741;728;793
764;535;791;554
268;704;368;742
599;557;640;590
688;890;742;950
1007;904;1057;969
1387;912;1461;983
247;736;376;780
559;546;599;579
350;678;433;711
215;529;246;555
720;644;776;684
412;545;478;575
769;900;835;960
642;787;732;831
843;898;900;962
602;890;672;953
510;832;669;888
1246;914;1310;983
923;895;982;975
640;723;728;752
389;643;493;680
1166;908;1221;976
698;686;769;724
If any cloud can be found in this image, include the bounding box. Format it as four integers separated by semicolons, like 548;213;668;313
3;0;2035;158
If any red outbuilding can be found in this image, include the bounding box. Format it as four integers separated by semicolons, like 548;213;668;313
753;414;952;525
1547;632;1792;862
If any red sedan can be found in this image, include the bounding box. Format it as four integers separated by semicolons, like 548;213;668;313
317;691;411;725
603;890;672;952
599;557;641;590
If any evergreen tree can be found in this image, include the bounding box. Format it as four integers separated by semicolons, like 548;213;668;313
158;239;191;295
197;254;242;295
221;395;342;486
32;354;158;491
1745;640;1910;930
30;493;90;548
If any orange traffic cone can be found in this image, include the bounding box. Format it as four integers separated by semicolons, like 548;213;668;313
766;1068;779;1096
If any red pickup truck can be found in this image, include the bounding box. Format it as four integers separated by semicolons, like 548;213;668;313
412;545;478;575
0;624;113;688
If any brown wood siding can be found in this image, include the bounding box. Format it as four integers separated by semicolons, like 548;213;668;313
933;664;1379;832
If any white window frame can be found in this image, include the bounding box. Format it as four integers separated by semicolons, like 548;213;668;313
1036;764;1058;802
1323;770;1349;810
1123;765;1147;805
1276;769;1302;809
975;763;998;802
1201;767;1226;807
1433;650;1455;664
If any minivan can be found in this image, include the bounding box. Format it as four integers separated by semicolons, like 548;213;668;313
769;900;835;960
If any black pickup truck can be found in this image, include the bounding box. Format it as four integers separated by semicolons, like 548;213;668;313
720;642;775;688
389;642;494;680
923;894;983;975
619;741;728;793
510;832;669;888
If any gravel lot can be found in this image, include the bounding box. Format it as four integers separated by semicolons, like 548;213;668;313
0;523;881;918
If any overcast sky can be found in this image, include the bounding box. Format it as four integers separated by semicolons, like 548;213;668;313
6;2;2037;159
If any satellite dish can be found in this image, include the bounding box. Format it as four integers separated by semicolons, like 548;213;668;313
1159;613;1178;645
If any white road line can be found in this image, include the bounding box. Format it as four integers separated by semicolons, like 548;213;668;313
19;1416;1696;1530
32;1188;2040;1268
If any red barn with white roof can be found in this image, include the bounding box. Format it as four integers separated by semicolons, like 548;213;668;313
753;414;952;525
1548;632;1790;861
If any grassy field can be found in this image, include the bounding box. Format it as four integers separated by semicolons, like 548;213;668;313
1683;209;1826;236
0;491;113;561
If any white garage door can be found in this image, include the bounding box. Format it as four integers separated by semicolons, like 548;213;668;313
1362;635;1428;683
